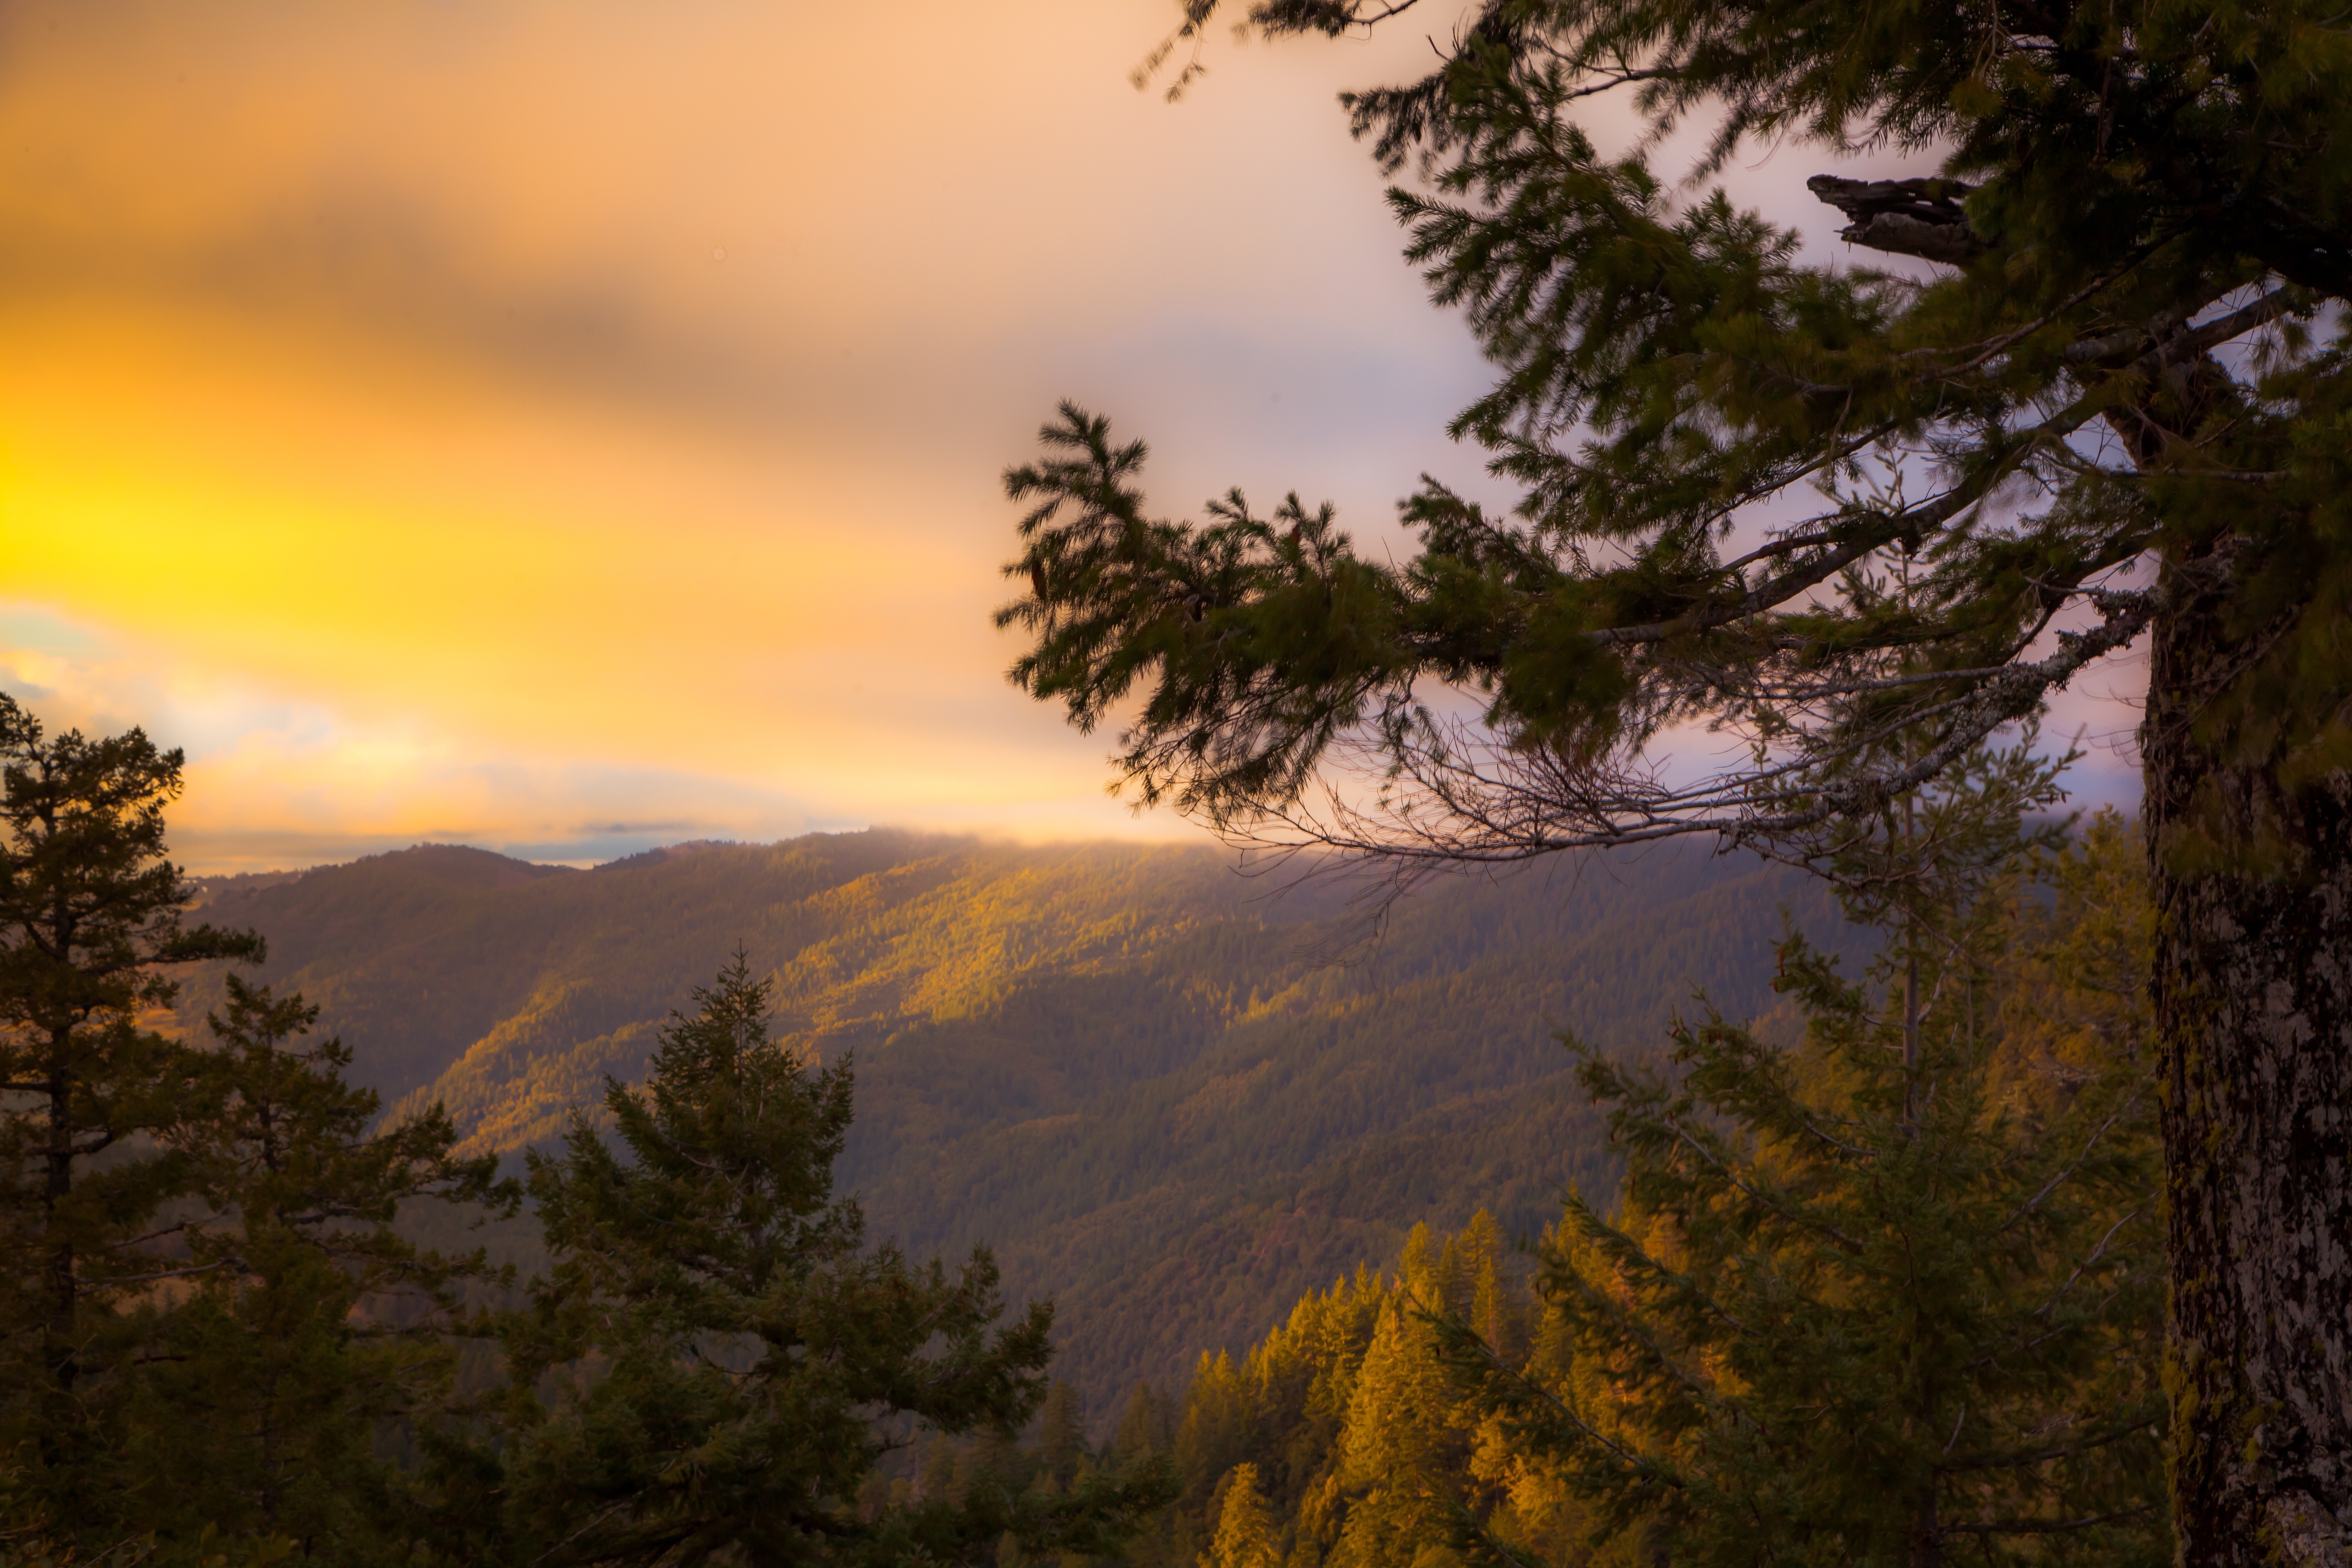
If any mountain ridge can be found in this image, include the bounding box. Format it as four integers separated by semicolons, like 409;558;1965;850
173;830;1861;1409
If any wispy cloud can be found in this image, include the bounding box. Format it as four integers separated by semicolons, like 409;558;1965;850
0;0;2141;869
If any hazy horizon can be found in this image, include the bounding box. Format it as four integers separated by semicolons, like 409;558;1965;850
2;0;2148;873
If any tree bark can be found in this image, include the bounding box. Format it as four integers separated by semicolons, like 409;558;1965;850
2146;543;2352;1568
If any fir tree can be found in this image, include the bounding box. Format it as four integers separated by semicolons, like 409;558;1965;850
1439;762;2166;1567
1335;1300;1461;1567
1128;1219;1536;1568
1114;1381;1177;1471
1175;1351;1254;1520
487;953;1172;1565
1456;1215;1523;1376
1204;1462;1282;1568
1037;1379;1086;1492
0;696;262;1538
124;978;514;1559
1003;0;2352;1548
1111;784;2160;1568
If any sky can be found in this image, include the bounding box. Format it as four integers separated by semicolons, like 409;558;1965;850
0;0;2145;872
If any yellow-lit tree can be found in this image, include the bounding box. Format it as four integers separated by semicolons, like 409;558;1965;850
1204;1462;1284;1568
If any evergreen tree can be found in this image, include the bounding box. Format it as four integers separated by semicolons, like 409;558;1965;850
1175;1348;1257;1542
967;1424;1034;1503
1003;0;2352;1548
1118;1376;1192;1562
1123;1220;1534;1568
1114;787;2161;1568
1438;766;2166;1567
1037;1379;1086;1492
0;696;262;1538
487;953;1173;1565
1334;1300;1461;1568
124;977;514;1559
1114;1381;1178;1469
1110;1382;1166;1467
1203;1462;1282;1568
1456;1215;1523;1376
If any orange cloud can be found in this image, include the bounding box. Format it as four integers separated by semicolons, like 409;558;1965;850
13;2;2141;870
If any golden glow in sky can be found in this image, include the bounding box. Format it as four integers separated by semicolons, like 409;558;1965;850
0;1;2140;869
0;0;1482;868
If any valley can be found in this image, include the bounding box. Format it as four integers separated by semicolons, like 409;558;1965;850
180;830;1861;1411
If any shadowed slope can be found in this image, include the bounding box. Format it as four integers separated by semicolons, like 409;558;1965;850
180;832;1853;1406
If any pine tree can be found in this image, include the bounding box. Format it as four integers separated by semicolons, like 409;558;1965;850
487;953;1173;1565
1334;1300;1462;1568
122;977;514;1559
1037;1379;1086;1492
1438;762;2167;1568
1003;0;2352;1550
1175;1351;1254;1518
1454;1212;1523;1374
1114;1381;1177;1468
0;696;262;1539
1141;1226;1546;1568
1204;1462;1282;1568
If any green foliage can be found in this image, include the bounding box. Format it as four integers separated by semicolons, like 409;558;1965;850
0;1520;297;1568
480;954;1175;1565
1204;1462;1281;1568
1006;2;2333;1538
1334;1290;1467;1565
1038;1380;1087;1492
1112;1215;1527;1568
1001;429;1401;818
1115;1381;1179;1468
1123;804;2162;1568
122;978;514;1558
0;696;511;1561
1449;785;2165;1567
180;833;1862;1407
0;695;263;1540
1007;0;2352;861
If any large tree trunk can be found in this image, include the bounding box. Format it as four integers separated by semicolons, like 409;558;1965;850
2146;545;2352;1568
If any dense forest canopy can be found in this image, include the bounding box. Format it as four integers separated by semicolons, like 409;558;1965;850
1075;805;2165;1568
0;701;2163;1565
177;831;1864;1407
0;699;1173;1562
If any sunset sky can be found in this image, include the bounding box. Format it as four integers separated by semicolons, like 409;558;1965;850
0;0;2145;872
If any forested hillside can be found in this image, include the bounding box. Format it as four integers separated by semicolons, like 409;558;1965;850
179;831;1861;1410
1058;813;2168;1568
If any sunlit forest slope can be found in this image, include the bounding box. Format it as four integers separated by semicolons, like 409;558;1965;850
178;831;1860;1409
